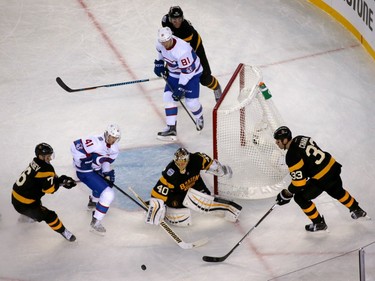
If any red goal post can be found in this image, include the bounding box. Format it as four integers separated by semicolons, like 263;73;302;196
213;64;289;199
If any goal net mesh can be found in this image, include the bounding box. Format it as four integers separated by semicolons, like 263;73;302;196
213;64;289;199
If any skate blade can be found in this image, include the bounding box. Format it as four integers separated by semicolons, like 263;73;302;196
357;215;372;221
89;228;106;236
156;135;177;142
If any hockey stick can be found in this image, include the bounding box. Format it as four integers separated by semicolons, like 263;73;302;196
128;186;208;249
162;75;201;131
202;203;277;262
56;76;161;93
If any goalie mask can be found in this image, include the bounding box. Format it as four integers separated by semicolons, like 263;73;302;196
174;148;190;174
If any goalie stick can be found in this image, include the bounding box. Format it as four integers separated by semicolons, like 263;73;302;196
56;76;161;93
202;203;277;262
128;186;208;249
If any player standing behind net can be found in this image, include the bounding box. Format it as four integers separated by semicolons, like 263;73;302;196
144;148;242;226
273;126;368;232
154;27;204;141
70;124;120;233
162;6;222;102
12;143;77;242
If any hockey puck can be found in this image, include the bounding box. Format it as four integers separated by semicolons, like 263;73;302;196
141;264;147;271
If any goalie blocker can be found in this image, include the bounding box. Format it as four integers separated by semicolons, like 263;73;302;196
146;189;242;226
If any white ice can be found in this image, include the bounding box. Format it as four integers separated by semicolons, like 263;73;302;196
0;0;374;280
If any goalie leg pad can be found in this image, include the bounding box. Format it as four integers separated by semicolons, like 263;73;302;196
214;197;242;222
165;207;192;227
183;188;242;221
145;198;166;226
183;188;215;213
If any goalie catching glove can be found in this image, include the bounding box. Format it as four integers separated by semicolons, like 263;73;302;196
206;160;233;179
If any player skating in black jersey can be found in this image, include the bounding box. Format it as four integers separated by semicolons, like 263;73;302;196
274;126;368;232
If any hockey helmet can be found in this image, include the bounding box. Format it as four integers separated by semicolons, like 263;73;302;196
104;123;121;143
174;147;190;173
158;27;173;43
273;126;292;141
168;6;183;19
35;143;54;156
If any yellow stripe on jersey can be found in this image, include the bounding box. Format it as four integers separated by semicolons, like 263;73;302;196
160;176;174;189
12;190;35;204
183;34;193;42
151;189;167;202
289;159;304;172
291;178;307;187
35;171;55;178
312;157;336;180
42;185;56;194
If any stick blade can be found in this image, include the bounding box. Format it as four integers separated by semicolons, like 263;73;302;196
178;237;209;249
56;77;74;92
202;255;227;263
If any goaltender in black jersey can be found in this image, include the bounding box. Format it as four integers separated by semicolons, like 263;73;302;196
145;148;242;227
162;6;222;102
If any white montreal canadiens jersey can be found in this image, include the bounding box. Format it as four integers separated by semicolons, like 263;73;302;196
71;134;119;172
156;36;202;86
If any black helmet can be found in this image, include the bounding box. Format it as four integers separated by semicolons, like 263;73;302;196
35;142;54;157
273;126;292;141
168;6;183;19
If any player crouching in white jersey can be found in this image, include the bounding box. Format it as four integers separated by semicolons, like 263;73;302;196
154;27;204;141
71;124;121;233
145;148;242;227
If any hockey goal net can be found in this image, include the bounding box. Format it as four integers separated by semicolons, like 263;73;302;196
213;64;289;199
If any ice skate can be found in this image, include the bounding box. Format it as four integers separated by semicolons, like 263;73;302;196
305;216;328;232
196;116;204;131
214;84;222;102
60;228;76;242
87;195;97;210
157;124;177;141
90;217;106;233
350;207;370;220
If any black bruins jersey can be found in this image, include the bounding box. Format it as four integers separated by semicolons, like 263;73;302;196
12;157;59;205
161;14;201;52
286;135;341;193
151;152;213;207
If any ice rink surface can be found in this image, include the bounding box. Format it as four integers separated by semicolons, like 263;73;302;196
0;0;374;280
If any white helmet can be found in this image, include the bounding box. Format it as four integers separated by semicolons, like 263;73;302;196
104;123;121;142
158;27;173;43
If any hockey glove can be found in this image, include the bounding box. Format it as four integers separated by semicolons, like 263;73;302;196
154;59;166;77
57;175;77;189
276;189;293;206
103;170;115;186
172;84;185;101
